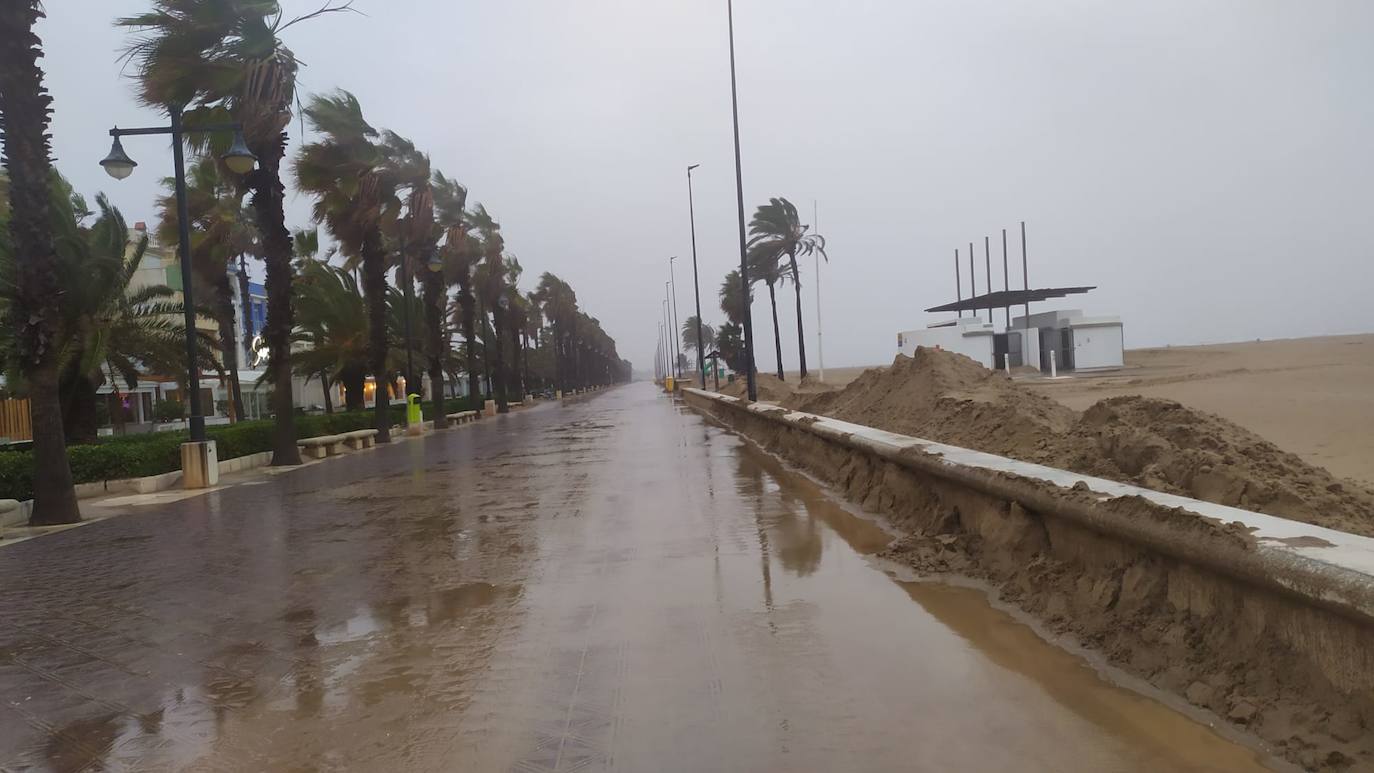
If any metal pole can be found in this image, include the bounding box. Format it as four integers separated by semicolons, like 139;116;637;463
984;236;992;326
400;235;415;402
688;165;706;388
1021;221;1030;327
169;106;206;443
669;258;682;380
955;249;962;318
968;242;975;323
663;297;671;382
814;199;824;383
727;0;757;402
1002;228;1010;329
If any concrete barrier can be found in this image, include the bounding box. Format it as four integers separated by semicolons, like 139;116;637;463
683;388;1374;723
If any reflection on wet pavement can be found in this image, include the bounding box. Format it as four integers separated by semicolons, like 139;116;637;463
0;384;1272;771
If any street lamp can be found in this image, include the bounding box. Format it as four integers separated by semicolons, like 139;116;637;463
687;164;706;388
101;106;258;444
668;257;682;381
726;0;757;401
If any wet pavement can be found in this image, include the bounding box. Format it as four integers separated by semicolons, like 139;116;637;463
0;383;1274;772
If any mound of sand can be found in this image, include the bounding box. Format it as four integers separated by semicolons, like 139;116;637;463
785;349;1077;464
719;373;834;404
784;348;1374;534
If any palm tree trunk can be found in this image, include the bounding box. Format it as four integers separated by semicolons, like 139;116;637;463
767;281;784;380
423;269;447;428
361;234;391;442
342;367;366;411
237;254;254;350
247;132;301;465
459;282;481;411
59;363;100;444
0;2;79;523
491;308;509;413
789;254;808;380
213;271;246;422
320;371;333;414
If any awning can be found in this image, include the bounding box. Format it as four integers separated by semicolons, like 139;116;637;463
925;286;1095;313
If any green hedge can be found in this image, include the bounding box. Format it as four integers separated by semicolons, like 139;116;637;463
0;398;481;502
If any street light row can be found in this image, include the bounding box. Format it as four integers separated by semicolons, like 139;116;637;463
659;0;756;399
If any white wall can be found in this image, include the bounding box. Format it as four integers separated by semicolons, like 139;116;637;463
897;318;996;368
1070;322;1125;369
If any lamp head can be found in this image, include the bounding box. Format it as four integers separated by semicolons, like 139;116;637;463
100;134;136;180
220;128;257;175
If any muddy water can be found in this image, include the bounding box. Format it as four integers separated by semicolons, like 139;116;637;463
0;384;1274;771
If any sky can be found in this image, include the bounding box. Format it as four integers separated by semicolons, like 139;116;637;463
38;0;1374;371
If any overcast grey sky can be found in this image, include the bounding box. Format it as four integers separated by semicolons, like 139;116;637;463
40;0;1374;370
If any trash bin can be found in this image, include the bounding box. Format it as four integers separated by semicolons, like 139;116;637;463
406;393;423;435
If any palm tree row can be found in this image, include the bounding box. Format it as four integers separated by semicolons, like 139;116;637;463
0;2;629;524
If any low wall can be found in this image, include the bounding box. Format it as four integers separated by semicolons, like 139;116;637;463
684;388;1374;768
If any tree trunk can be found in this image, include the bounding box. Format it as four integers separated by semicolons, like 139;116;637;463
213;271;246;422
246;133;301;465
341;367;366;412
59;364;100;444
423;268;447;429
320;371;333;414
237;254;254;358
459;281;481;411
361;233;391;442
0;2;79;523
789;254;808;380
767;281;784;380
491;308;509;413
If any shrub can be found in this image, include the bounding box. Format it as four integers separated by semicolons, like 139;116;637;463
153;399;184;423
0;403;464;502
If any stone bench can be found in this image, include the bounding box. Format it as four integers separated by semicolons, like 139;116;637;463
298;433;347;459
507;401;523;408
445;410;479;425
342;429;378;450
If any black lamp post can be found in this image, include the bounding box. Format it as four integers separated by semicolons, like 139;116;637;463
101;105;257;443
687;164;706;388
726;0;757;401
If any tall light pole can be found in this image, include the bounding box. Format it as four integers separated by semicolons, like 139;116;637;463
687;164;706;388
100;106;257;444
668;257;682;380
664;286;674;380
727;0;757;402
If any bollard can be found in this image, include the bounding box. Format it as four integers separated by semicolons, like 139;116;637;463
1050;350;1058;379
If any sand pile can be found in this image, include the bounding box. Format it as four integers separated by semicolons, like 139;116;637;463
1069;396;1374;533
786;348;1374;534
719;373;833;403
785;349;1079;464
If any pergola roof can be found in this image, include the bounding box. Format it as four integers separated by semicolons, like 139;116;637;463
925;286;1095;313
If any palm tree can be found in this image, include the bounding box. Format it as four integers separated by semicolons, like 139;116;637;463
534;272;578;394
292;259;369;411
684;314;719;359
0;1;79;523
717;270;754;377
55;196;218;441
747;197;827;379
468;205;509;412
382;132;447;426
156;156;257;421
746;241;789;381
294;90;399;442
433;173;482;409
119;1;351;466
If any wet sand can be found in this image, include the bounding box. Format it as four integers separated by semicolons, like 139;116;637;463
0;385;1275;771
809;334;1374;486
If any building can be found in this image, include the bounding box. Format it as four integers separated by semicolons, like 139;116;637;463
900;286;1125;375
